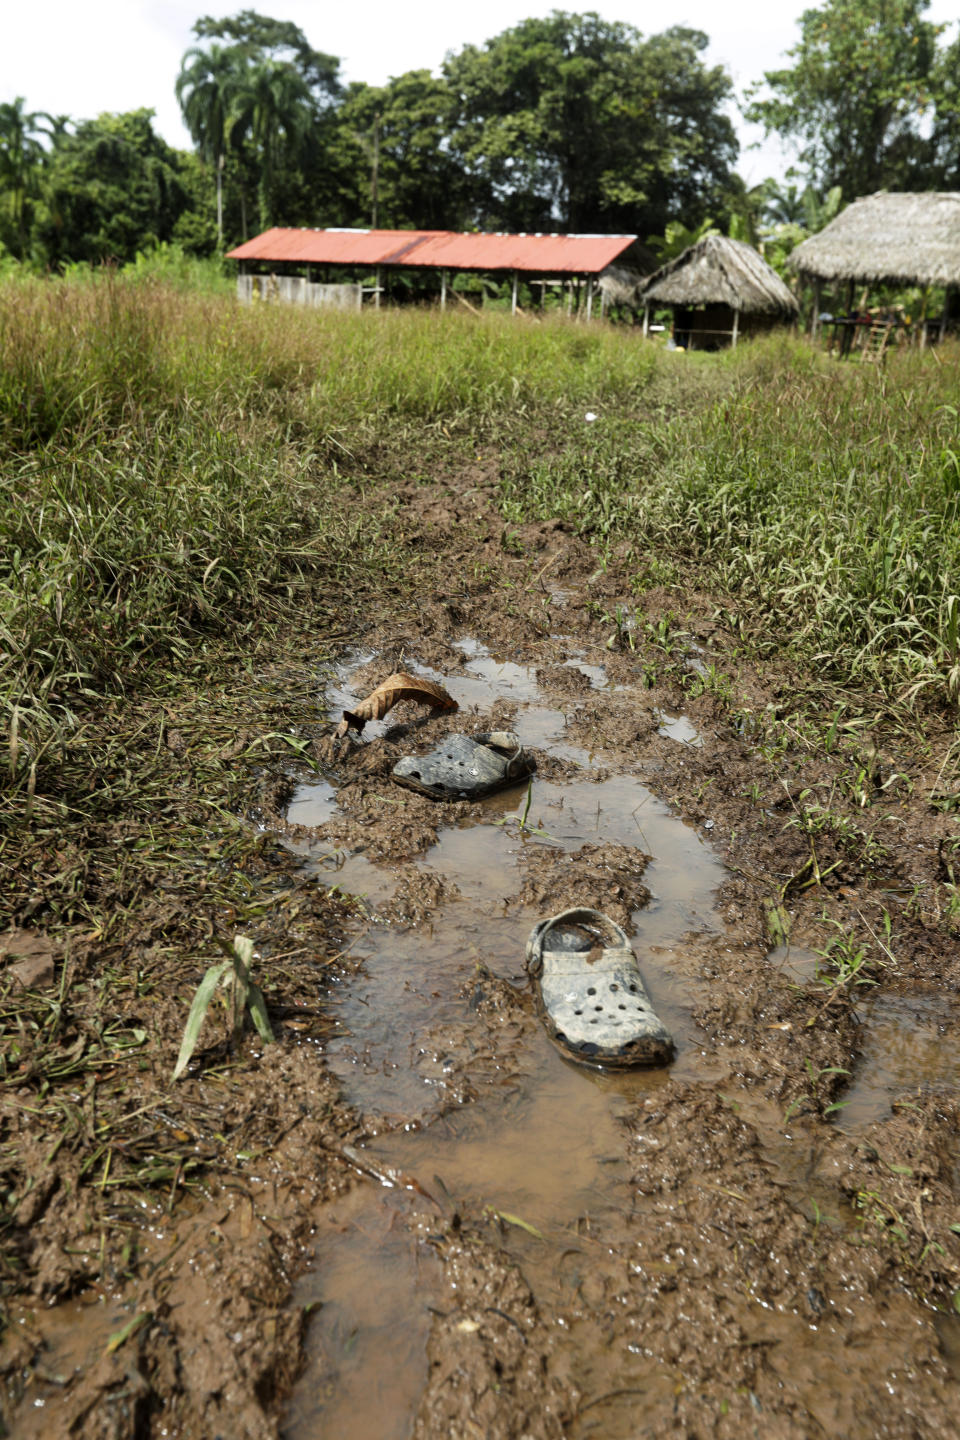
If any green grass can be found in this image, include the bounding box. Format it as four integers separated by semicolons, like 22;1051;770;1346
2;276;959;825
500;333;960;709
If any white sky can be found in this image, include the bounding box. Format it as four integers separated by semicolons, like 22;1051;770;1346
3;2;959;188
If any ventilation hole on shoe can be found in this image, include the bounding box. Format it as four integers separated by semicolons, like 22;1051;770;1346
628;983;638;992
594;1005;603;1012
574;1009;583;1016
609;983;619;992
589;1018;598;1024
618;1004;626;1011
410;770;421;779
587;986;596;995
555;1031;567;1043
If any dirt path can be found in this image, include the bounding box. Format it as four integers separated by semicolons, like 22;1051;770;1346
4;464;960;1438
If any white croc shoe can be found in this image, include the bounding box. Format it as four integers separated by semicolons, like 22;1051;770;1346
526;907;674;1068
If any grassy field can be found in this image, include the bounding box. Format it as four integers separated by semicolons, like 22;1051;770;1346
2;278;958;816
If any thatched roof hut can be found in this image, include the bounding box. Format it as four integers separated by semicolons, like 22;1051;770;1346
641;235;799;316
639;235;797;349
789;191;960;287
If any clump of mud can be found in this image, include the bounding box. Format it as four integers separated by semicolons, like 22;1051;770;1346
515;841;651;930
412;1219;575;1440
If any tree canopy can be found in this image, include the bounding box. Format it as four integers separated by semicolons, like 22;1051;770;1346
4;5;960;273
36;110;191;267
0;99;52;259
746;0;949;195
442;15;737;234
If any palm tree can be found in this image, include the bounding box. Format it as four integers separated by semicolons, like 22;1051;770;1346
176;43;239;248
0;98;52;259
763;181;806;228
230;59;314;231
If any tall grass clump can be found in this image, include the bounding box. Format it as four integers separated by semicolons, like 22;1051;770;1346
0;277;670;808
501;332;960;708
0;279;356;802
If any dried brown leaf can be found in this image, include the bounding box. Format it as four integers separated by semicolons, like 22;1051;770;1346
335;672;457;737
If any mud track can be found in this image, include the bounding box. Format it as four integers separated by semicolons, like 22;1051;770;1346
4;465;960;1438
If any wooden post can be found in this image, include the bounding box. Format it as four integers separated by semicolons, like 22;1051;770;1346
811;278;821;340
566;280;573;317
441;269;447;311
511;271;518;315
642;302;649;338
732;306;740;348
375;265;381;310
585;275;594;320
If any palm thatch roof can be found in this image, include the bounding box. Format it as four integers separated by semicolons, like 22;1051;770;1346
598;264;644;307
640;234;798;315
789;192;960;287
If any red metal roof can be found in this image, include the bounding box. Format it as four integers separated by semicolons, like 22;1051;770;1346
226;228;638;275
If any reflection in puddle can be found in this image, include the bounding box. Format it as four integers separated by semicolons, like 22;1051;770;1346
768;943;823;985
285;1185;442;1440
655;711;703;747
684;645;709;678
837;992;959;1133
564;658;612;690
286;777;338;827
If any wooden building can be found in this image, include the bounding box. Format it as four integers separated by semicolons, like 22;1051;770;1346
226;228;647;316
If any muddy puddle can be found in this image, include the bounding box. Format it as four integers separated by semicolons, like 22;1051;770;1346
767;945;960;1133
284;1186;444;1440
4;1295;130;1438
280;646;731;1436
837;990;960;1133
278;642;960;1437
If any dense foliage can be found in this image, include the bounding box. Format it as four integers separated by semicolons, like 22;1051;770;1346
746;0;960;195
0;4;958;268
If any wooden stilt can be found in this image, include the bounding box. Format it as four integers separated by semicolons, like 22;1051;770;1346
586;276;594;320
441;269;447;311
642;302;649;338
375;265;381;310
511;271;518;315
732;306;740;348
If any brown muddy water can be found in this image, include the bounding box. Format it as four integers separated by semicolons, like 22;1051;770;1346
276;641;960;1439
281;645;730;1436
